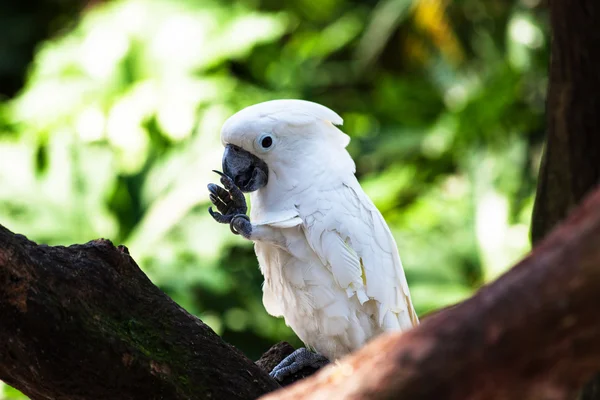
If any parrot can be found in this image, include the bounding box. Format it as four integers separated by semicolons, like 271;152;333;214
207;99;419;381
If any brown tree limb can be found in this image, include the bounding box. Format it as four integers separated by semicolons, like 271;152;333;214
0;225;280;400
263;185;600;400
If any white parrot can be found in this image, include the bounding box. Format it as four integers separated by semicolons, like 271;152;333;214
207;99;419;380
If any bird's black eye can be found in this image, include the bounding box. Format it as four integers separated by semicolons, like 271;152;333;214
261;136;273;149
255;133;275;152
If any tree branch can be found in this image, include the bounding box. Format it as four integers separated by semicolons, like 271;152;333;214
264;185;600;400
0;225;279;399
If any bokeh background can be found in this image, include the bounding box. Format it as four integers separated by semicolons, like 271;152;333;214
0;0;547;397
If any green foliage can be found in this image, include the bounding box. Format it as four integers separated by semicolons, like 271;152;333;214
0;0;547;396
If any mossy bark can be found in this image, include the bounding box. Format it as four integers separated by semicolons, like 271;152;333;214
0;225;279;400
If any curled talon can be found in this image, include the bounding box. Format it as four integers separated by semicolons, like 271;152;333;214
208;207;231;223
230;214;250;235
207;183;233;217
207;173;248;224
212;170;234;188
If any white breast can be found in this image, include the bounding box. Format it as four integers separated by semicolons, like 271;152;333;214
256;226;380;361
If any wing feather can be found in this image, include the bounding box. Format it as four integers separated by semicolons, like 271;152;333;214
303;179;419;331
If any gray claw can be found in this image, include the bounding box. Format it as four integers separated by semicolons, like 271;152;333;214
208;170;248;227
230;214;251;237
220;175;236;191
227;187;245;209
207;183;228;197
208;184;230;205
208;207;231;224
269;348;329;381
212;170;234;189
207;183;230;217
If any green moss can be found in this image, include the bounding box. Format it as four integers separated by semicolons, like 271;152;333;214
87;314;200;395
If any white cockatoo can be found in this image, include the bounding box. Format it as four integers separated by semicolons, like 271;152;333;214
207;99;419;380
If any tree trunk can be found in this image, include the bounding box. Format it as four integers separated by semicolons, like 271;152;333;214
0;224;279;400
263;186;600;400
531;0;600;398
531;0;600;242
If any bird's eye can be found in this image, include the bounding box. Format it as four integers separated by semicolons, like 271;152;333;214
261;136;273;149
256;133;275;152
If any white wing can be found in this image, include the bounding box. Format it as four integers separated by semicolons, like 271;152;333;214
302;178;419;331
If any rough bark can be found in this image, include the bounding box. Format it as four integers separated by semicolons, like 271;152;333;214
531;0;600;243
263;186;600;400
0;224;279;400
531;0;600;398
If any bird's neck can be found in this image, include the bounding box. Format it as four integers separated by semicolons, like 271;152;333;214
249;147;355;224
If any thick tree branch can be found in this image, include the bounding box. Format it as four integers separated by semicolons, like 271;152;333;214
0;225;279;400
264;185;600;400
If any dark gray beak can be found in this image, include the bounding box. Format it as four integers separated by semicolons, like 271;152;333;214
222;144;269;193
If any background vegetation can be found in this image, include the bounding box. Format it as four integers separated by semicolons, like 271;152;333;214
0;0;547;397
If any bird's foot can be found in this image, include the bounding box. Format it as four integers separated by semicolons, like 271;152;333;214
269;348;329;381
207;170;252;237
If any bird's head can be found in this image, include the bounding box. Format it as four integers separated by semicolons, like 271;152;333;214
219;99;352;193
